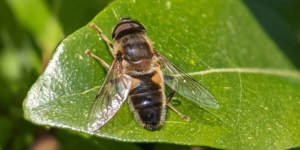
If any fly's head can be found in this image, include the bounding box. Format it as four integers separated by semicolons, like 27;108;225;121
112;18;146;40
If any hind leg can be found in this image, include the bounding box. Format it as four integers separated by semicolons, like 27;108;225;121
164;75;190;121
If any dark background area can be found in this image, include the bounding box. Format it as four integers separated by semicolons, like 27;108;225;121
243;0;300;69
0;0;299;149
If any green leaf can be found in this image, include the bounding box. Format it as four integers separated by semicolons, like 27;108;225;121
23;0;300;149
56;129;142;150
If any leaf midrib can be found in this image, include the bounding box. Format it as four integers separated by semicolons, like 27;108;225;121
189;68;300;79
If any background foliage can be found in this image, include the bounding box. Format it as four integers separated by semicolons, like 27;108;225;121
1;0;300;149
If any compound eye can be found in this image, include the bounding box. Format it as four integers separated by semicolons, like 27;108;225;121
120;17;131;21
113;23;132;37
131;22;144;29
112;21;146;39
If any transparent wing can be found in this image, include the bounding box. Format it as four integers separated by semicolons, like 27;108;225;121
87;59;132;131
155;52;219;109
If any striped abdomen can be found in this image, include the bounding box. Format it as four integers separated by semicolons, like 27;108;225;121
127;69;166;130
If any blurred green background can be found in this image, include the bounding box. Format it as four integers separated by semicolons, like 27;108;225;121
0;0;299;149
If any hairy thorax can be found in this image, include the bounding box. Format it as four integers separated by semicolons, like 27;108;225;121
115;33;154;72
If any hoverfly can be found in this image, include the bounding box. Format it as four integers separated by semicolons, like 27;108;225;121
85;18;219;131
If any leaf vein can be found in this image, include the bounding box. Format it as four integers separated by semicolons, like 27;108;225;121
237;72;242;123
188;68;300;78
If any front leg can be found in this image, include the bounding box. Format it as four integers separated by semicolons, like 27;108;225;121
90;23;114;56
85;50;110;69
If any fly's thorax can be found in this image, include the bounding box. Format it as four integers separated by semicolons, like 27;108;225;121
115;33;154;71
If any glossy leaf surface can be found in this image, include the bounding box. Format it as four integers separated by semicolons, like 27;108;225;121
24;0;300;149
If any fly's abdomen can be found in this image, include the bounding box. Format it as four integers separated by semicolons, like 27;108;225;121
130;91;165;130
127;70;166;130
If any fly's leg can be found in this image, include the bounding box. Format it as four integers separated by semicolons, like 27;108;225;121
164;75;176;103
85;50;110;69
90;23;114;56
164;75;190;121
87;23;114;66
167;103;190;121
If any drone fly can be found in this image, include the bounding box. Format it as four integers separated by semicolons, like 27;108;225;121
85;18;219;131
